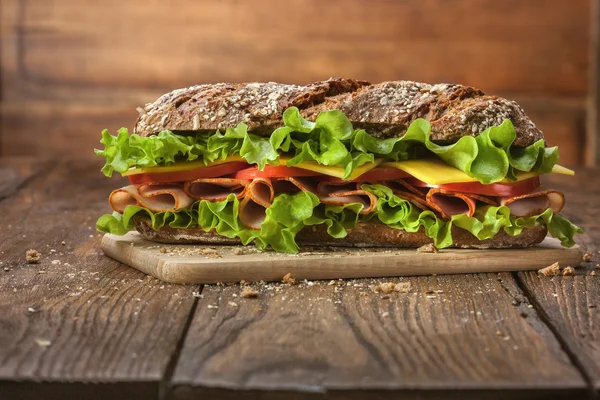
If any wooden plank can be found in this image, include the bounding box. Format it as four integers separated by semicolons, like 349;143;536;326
587;0;600;166
101;233;582;285
516;169;600;393
0;97;587;164
168;275;588;398
0;158;199;399
1;0;590;99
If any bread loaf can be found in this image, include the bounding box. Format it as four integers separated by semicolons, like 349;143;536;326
135;78;543;147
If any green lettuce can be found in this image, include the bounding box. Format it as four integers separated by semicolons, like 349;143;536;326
96;107;558;183
97;188;581;253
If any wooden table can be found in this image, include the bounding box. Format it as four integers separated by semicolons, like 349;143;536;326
0;157;598;400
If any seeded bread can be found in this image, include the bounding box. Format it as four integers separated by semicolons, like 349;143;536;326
135;77;543;147
133;217;547;249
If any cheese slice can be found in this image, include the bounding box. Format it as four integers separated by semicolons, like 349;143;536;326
279;157;382;180
380;159;574;185
123;154;575;183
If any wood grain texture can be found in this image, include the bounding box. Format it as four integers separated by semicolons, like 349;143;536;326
0;159;199;399
168;275;587;398
1;0;590;96
0;0;591;163
101;233;582;284
517;169;600;393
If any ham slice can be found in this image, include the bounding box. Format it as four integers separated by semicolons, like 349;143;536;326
426;189;477;219
384;180;428;198
426;189;498;220
239;178;275;230
500;186;565;217
109;183;194;213
316;181;377;214
184;178;249;201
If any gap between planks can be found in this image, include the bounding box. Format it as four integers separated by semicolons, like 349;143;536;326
159;284;203;400
512;271;598;400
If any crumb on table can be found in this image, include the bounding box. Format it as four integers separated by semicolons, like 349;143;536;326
241;287;259;298
417;243;439;253
538;262;561;276
562;266;576;276
372;281;412;294
282;273;296;284
583;251;593;262
26;249;41;264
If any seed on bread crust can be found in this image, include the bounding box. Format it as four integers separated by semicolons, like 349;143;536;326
134;78;543;147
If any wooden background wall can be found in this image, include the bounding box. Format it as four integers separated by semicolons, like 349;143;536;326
0;0;595;166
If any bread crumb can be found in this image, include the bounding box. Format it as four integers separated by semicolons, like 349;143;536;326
372;281;412;294
35;338;51;347
583;251;593;262
592;271;597;276
239;279;247;286
381;312;390;318
192;292;203;298
228;301;238;307
538;262;561;276
159;247;167;254
282;273;296;284
395;282;412;293
562;266;576;276
359;291;369;297
200;248;221;258
51;260;61;265
417;243;438;253
26;249;41;264
372;282;396;294
241;287;259;298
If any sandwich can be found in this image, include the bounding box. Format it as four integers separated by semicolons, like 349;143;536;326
95;78;582;253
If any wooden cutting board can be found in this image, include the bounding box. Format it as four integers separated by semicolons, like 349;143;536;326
100;233;583;284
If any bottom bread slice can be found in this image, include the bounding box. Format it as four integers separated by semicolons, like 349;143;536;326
133;216;547;249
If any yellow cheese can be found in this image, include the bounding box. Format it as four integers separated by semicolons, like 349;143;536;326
380;159;574;185
281;157;382;180
122;155;245;176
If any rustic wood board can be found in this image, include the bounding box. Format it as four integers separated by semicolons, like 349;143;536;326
101;233;583;284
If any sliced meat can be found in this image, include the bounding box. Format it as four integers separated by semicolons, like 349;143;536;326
246;178;274;208
239;196;268;230
109;183;194;213
426;189;478;220
239;178;276;230
500;186;565;217
383;180;428;198
390;190;432;211
316;181;377;214
184;178;249;201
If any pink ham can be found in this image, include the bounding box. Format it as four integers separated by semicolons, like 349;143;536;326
426;189;498;220
316;181;377;214
499;186;565;217
239;178;275;230
184;178;250;201
109;183;194;213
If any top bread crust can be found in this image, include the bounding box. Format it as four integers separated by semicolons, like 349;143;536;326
134;77;543;147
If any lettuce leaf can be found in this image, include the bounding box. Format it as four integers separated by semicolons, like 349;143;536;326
96;108;559;183
95;123;275;177
97;187;582;253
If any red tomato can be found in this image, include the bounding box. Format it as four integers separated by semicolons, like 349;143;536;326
235;165;322;180
405;177;541;197
128;162;250;184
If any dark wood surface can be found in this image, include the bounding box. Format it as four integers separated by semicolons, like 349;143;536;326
0;0;592;164
0;158;598;400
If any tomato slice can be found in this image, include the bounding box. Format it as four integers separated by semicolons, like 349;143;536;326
405;177;541;197
128;162;250;184
235;165;322;180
